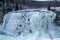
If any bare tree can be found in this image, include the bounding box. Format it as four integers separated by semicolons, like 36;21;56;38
55;0;57;7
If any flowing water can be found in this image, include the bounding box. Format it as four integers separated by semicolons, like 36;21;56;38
0;9;60;40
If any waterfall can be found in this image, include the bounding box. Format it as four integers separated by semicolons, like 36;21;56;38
0;10;56;40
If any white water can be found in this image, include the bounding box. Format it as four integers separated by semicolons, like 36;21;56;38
0;10;60;40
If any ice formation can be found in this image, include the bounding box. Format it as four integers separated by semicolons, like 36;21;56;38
0;10;59;40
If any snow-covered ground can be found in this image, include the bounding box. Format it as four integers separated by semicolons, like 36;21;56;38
0;9;60;40
51;7;60;11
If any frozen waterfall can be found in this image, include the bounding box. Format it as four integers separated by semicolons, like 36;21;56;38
0;10;59;40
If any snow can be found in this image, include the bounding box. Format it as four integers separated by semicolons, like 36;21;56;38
0;9;60;40
51;7;60;11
